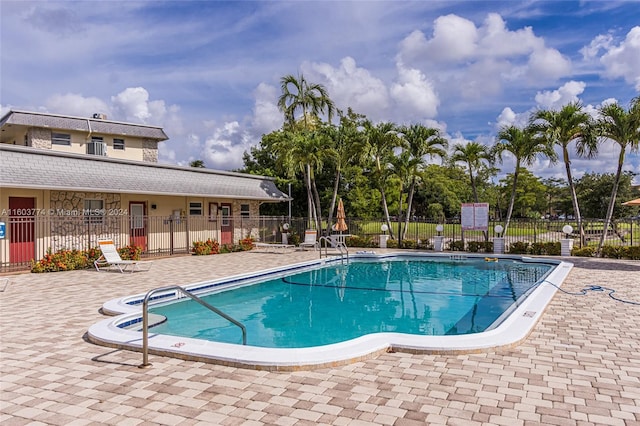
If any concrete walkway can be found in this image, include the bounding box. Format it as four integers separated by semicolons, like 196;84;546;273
1;251;639;425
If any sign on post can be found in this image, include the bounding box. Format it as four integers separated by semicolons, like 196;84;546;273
0;222;5;239
461;203;489;231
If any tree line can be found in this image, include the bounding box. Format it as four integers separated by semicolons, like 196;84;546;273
239;74;640;254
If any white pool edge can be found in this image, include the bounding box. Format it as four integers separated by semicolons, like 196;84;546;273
88;253;573;370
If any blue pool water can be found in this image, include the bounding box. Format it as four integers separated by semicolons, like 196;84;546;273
149;257;553;348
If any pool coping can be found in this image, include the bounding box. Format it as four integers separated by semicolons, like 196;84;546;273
87;252;573;371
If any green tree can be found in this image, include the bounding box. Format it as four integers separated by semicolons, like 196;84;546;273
531;102;598;244
397;124;448;239
494;125;555;235
189;159;205;168
498;168;547;218
362;121;401;238
277;73;336;229
595;99;640;255
450;141;494;203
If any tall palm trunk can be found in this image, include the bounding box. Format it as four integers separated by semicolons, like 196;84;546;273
402;177;417;240
563;149;584;245
596;148;625;255
327;166;341;235
503;161;521;236
311;176;323;232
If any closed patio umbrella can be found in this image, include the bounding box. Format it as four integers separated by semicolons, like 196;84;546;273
622;197;640;206
335;198;348;233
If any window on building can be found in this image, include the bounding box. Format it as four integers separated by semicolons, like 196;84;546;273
84;199;104;224
240;204;250;217
113;138;125;150
189;202;203;216
87;136;106;156
52;132;71;146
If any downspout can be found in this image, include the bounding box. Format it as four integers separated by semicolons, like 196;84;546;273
86;118;93;148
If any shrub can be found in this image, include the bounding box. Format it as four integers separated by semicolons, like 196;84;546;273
239;237;254;251
402;239;418;249
530;242;561;256
118;245;142;260
467;241;493;253
624;246;640;260
31;249;89;273
572;246;595;257
508;241;529;254
600;245;624;259
417;239;433;250
192;238;220;255
346;235;374;248
449;240;465;251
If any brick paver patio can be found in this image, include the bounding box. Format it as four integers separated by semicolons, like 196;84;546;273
1;251;639;425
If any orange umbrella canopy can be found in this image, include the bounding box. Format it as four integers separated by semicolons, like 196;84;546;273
335;198;348;232
622;198;640;206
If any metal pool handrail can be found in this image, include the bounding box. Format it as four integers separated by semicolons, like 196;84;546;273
139;285;247;368
318;237;349;263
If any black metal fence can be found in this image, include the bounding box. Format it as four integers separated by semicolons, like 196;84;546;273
1;213;638;272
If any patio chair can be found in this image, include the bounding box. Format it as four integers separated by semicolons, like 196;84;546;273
299;229;318;250
94;239;152;273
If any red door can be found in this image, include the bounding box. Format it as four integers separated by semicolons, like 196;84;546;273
129;202;147;251
9;197;36;263
220;204;232;245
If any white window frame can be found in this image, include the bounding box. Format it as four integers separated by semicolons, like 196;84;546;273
240;204;250;217
189;202;203;216
84;199;104;224
52;132;71;146
113;138;125;150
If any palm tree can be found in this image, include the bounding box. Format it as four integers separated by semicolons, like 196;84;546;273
388;149;415;247
273;130;327;231
450;141;493;204
494;125;556;235
189;159;205;168
397;124;448;240
277;74;335;229
322;109;367;235
531;102;598;245
277;74;335;129
595;98;640;255
362;121;401;238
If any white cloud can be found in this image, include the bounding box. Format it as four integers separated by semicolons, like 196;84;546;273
534;81;586;110
44;93;110;118
111;87;153;123
397;12;572;99
304;57;390;120
600;26;640;91
201;121;251;171
580;33;613;60
390;64;439;119
251;83;282;136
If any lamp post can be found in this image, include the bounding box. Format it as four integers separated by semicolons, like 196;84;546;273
493;224;504;254
380;224;389;248
561;225;573;256
434;224;444;252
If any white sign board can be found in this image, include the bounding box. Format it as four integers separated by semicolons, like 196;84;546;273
461;203;489;231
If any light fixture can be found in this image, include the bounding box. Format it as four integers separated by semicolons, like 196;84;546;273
381;224;388;234
283;223;289;231
436;224;444;236
562;225;573;238
494;224;504;236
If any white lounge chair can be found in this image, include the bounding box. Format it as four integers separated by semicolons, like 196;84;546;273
94;239;152;273
299;230;318;250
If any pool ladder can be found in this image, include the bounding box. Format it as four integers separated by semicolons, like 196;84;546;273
318;236;349;264
138;285;246;368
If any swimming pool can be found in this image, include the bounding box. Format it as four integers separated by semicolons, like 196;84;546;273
89;253;573;370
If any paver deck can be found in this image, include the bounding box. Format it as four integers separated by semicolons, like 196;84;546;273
1;251;639;425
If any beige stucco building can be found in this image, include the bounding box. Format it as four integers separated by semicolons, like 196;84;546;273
0;110;289;269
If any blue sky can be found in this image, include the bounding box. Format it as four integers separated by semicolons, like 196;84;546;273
2;1;640;184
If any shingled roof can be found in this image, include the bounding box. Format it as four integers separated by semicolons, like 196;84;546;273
0;145;289;202
0;110;168;141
